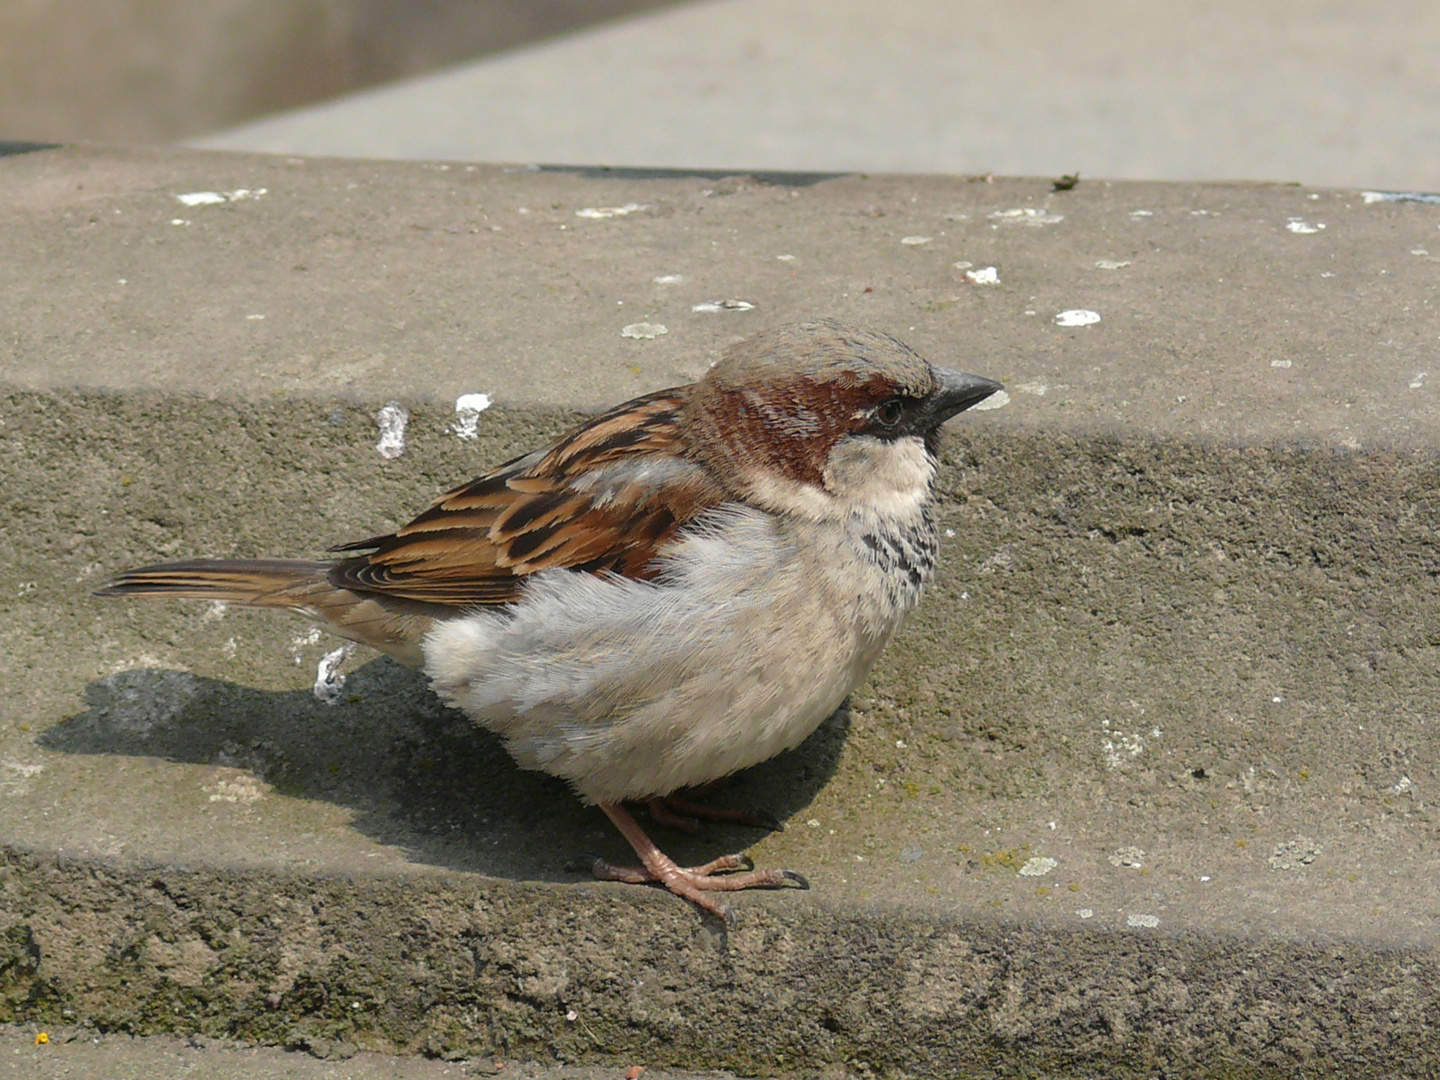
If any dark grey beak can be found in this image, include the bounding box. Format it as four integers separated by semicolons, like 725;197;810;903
913;367;1005;432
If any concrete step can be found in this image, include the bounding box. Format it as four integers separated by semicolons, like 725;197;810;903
191;0;1440;192
0;1024;719;1080
3;142;1440;1077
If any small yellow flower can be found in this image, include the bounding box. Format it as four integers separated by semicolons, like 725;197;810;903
35;1032;49;1045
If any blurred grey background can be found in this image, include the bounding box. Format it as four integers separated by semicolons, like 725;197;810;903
5;0;1440;190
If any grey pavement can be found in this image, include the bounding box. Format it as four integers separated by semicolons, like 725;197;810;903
0;1025;728;1080
4;142;1440;1076
194;0;1440;192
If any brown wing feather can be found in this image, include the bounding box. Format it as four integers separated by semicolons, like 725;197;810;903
328;389;727;607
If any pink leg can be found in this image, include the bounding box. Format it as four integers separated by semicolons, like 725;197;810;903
585;803;808;919
655;792;781;832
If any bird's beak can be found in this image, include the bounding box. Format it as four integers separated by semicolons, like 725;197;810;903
917;367;1005;430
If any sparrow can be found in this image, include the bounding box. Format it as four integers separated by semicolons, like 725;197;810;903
98;319;1002;919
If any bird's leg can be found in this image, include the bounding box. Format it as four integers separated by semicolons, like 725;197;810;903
586;803;808;919
654;790;782;832
645;797;703;833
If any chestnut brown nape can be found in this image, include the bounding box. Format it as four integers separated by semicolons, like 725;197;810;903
682;320;943;489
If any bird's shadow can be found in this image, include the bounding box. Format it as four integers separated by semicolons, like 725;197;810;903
40;659;852;883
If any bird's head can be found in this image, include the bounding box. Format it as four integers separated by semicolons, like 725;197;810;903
684;319;1002;519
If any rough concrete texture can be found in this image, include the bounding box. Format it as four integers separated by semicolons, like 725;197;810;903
2;143;1440;1077
0;1027;728;1080
0;1026;729;1080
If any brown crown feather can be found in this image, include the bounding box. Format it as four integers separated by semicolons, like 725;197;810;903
683;319;939;489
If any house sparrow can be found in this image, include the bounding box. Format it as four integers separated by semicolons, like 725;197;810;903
99;319;1002;918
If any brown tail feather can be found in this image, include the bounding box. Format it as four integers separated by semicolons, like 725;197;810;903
96;559;431;666
95;559;330;607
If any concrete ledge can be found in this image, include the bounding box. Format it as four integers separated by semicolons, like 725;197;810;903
4;144;1440;1076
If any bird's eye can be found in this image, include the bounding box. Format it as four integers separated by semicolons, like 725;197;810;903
876;399;904;427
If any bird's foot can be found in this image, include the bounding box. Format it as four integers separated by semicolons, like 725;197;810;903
589;802;808;920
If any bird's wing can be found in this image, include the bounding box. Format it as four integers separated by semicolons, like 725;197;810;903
328;389;727;606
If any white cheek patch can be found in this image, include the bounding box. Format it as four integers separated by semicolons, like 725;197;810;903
823;435;934;516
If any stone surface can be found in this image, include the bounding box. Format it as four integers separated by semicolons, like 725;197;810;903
3;143;1440;1076
0;1024;721;1079
194;0;1440;192
0;0;682;144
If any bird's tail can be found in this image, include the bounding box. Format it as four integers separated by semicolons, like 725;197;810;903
96;559;430;666
95;558;331;610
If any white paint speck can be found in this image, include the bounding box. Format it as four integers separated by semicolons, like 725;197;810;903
170;218;190;226
576;203;648;219
175;188;267;207
565;1010;578;1022
375;401;409;459
1410;373;1427;389
1412;249;1430;257
1286;219;1325;234
652;274;684;285
965;266;1001;285
944;528;956;538
1394;775;1413;794
246;314;265;321
989;208;1063;226
290;627;322;664
206;770;264;804
1271;359;1292;368
1055;309;1101;327
777;254;796;262
313;644;354;705
1018;857;1057;877
900;236;932;246
692;299;756;313
1127;914;1160;928
1129;210;1153;218
452;393;492;439
621;322;667;339
1101;722;1147;769
1095;259;1131;270
970;389;1010;411
1076;909;1094;919
202;601;228;622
